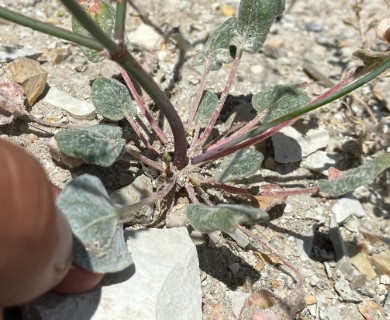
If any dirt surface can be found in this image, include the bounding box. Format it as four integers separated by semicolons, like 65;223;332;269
1;0;390;319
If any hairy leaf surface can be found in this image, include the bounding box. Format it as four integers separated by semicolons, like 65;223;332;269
318;153;390;196
72;0;115;62
57;174;133;273
215;149;263;183
92;78;135;120
191;18;237;71
231;0;285;53
187;203;269;233
194;91;219;126
55;124;125;167
252;84;311;124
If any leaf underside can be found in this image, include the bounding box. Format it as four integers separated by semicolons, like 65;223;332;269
231;0;286;54
215;148;264;183
72;0;115;62
187;203;269;233
55;124;125;167
191;17;237;71
92;77;136;120
194;91;219;126
57;174;133;273
318;153;390;196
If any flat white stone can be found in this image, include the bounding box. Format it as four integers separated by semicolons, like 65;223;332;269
42;86;95;119
332;195;366;224
128;24;163;51
301;150;337;175
25;228;202;320
280;126;330;157
0;43;41;62
110;174;154;224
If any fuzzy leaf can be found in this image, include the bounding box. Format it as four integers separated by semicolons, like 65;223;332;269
252;85;311;124
231;0;285;54
191;17;237;71
57;174;133;273
215;149;263;183
187;203;269;233
194;91;219;126
55;124;125;167
318;153;390;196
72;0;115;62
92;78;136;120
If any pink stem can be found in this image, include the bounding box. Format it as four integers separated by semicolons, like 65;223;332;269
185;183;200;203
205;114;262;152
121;69;169;145
125;144;163;172
185;54;212;129
194;51;243;150
125;115;159;155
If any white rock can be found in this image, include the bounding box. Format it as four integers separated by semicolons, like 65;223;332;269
226;290;249;318
25;228;202;320
128;24;163;51
301;150;337;175
0;43;41;62
280;126;330;157
42;86;95;119
110;174;154;224
332;195;366;224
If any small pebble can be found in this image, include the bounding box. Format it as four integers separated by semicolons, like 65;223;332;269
380;274;390;285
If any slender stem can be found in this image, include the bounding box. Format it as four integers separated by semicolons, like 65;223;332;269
121;69;169;145
116;178;175;220
186;54;212;129
125;115;158;155
195;51;243;150
192;58;390;165
114;0;127;42
125;145;163;172
206;114;262;152
59;0;187;169
185;183;199;203
0;7;103;51
194;177;252;196
188;124;201;157
260;186;319;197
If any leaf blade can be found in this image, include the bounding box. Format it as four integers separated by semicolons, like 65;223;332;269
214;149;264;183
57;174;133;273
92;77;135;120
55;124;125;167
194;91;219;126
252;84;311;124
318;153;390;196
231;0;285;54
187;203;269;233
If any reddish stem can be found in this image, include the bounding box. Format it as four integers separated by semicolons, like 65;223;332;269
125;115;159;155
121;69;169;145
185;183;199;203
185;54;212;129
205;114;262;152
194;51;243;150
124;144;163;172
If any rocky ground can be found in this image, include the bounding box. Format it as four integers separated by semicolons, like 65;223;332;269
1;0;389;319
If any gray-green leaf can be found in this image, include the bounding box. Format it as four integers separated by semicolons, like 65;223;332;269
214;149;263;183
57;174;133;273
194;91;219;126
187;203;269;233
231;0;285;54
92;78;136;120
252;84;311;124
72;0;115;62
55;124;125;167
318;153;390;196
191;17;237;71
